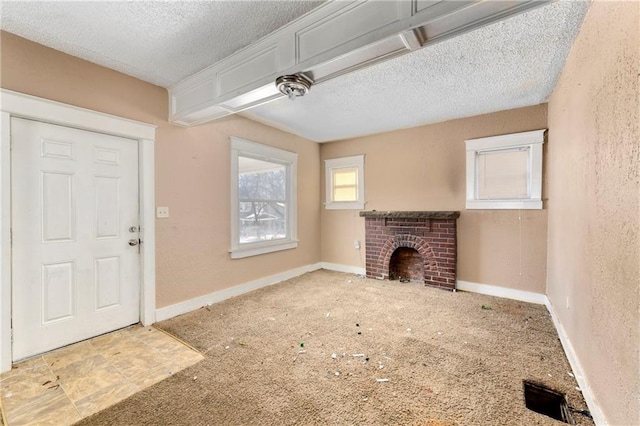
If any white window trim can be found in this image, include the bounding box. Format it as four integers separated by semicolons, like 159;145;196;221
324;154;365;210
230;137;298;259
465;129;545;210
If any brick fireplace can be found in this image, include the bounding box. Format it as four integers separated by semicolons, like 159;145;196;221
359;211;460;291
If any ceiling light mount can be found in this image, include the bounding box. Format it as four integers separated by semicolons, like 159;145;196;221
276;74;312;100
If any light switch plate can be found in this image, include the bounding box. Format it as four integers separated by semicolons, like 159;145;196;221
156;206;170;218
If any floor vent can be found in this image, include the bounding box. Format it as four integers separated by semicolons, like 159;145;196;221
523;380;575;424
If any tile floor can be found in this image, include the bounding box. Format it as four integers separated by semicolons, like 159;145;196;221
0;325;204;425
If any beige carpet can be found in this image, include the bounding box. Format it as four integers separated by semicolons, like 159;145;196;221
77;270;593;425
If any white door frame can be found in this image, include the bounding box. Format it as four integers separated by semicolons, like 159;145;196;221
0;89;157;372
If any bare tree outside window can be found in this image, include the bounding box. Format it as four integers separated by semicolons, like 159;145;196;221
230;137;297;259
238;156;287;243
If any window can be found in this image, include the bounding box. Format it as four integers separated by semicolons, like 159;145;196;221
465;129;545;210
324;155;365;210
230;137;297;258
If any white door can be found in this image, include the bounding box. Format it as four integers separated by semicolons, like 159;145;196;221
11;118;140;360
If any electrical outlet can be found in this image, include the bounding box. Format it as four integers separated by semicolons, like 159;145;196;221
354;240;361;249
156;206;170;218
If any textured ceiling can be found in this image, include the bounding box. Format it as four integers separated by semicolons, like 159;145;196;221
1;1;589;142
243;0;590;142
0;1;324;87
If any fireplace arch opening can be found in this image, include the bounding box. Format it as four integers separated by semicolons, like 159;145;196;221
389;247;424;283
360;211;460;290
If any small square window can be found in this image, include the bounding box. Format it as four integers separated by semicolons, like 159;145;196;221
477;147;529;200
325;155;365;210
466;129;545;210
332;167;359;202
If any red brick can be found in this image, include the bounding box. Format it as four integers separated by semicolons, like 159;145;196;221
362;215;458;291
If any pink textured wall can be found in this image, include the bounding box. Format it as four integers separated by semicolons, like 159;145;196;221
320;105;549;294
546;1;639;423
0;31;321;308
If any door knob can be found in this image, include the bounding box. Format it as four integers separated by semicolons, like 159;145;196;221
128;239;139;246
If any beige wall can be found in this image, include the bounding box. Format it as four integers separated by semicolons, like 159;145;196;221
546;1;639;424
0;32;321;308
4;8;638;421
320;105;549;293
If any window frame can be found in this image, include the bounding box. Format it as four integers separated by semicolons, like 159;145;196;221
230;137;297;259
465;129;545;210
324;155;365;210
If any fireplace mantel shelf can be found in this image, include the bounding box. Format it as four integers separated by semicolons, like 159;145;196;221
359;211;460;220
361;210;459;290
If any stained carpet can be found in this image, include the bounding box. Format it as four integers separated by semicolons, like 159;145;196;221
77;270;593;425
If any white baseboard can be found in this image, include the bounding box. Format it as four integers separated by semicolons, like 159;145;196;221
155;267;605;425
155;263;322;322
319;262;366;275
545;299;607;426
458;279;605;424
456;280;547;305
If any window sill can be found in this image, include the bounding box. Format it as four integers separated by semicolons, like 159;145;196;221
230;240;298;259
466;199;542;210
325;202;365;210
